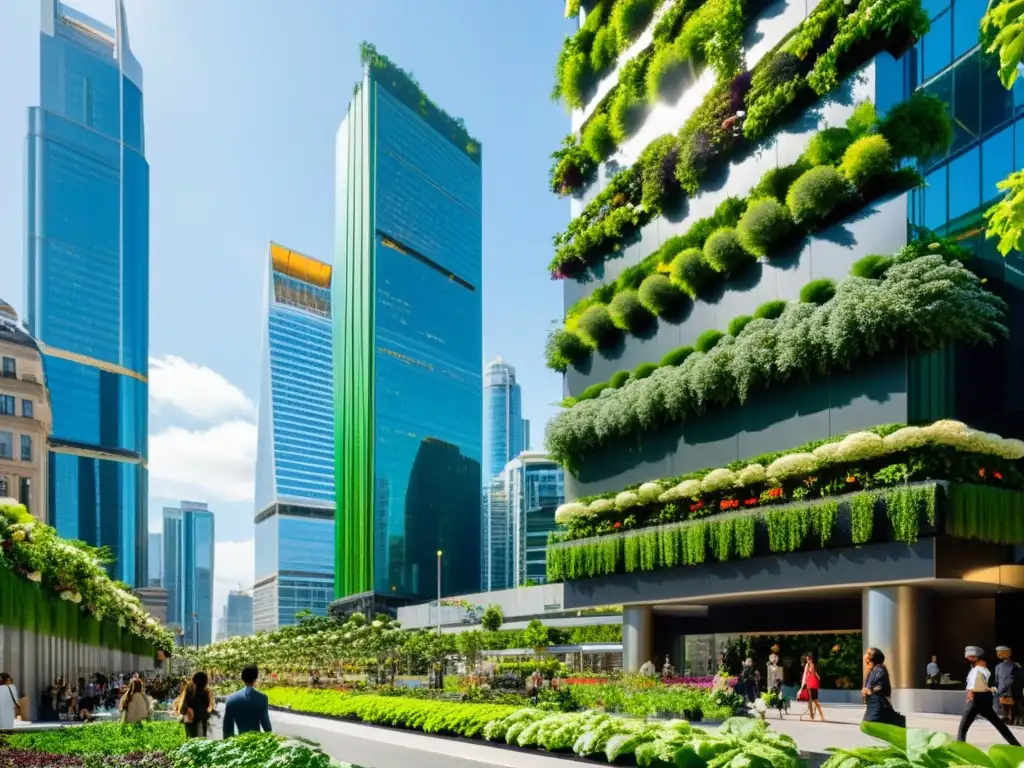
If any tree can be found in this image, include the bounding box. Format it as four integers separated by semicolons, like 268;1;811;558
523;619;550;651
481;604;504;632
456;630;484;672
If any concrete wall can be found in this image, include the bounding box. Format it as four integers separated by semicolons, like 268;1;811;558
397;582;566;630
0;626;157;721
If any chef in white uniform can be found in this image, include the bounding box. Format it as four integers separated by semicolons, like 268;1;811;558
0;672;19;730
957;646;1021;746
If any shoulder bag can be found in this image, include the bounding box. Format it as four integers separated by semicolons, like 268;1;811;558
6;685;22;720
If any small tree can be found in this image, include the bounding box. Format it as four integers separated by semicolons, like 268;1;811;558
456;630;484;672
481;604;504;632
523;619;550;651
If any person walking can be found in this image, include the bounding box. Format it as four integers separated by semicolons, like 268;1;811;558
175;672;214;739
861;648;905;726
996;646;1019;725
0;673;20;729
958;646;1021;745
741;658;760;703
801;651;825;721
120;678;152;724
223;665;272;738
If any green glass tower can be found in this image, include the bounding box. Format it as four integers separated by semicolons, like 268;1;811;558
334;44;482;614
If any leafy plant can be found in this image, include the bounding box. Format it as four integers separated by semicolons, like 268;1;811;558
877;91;952;162
786;166;849;228
609;290;654;332
633;362;660;381
802;127;854;167
613;0;659;47
172;733;340;768
609;370;631;389
752;162;810;203
851;254;894;279
638;274;686;317
481;604;504;632
754;299;788;320
840;135;893;189
590;26;619;74
695;329;726;353
986;169;1024;257
544;325;590;373
582;113;616;163
799;278;836;305
822;720;1024;767
737;198;795;258
661;346;695;367
670;247;716;298
549;134;596;196
982;0;1024;89
638;134;681;210
576;305;621;348
728;315;754;336
7;722;185;757
703;228;753;274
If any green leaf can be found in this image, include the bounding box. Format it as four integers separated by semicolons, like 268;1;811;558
945;740;996;767
989;744;1024;768
861;721;908;751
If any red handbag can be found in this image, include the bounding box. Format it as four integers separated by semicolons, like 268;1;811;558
797;687;809;702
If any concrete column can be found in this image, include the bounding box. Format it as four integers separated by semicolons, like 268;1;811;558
622;605;654;673
863;586;930;711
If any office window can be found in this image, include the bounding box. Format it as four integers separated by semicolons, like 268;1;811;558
921;9;952;81
983;127;1014;204
953;0;986;59
0;432;13;460
20;435;31;462
21;399;32;419
948;147;981;221
1;358;14;378
0;396;13;416
924;166;948;230
18;477;30;512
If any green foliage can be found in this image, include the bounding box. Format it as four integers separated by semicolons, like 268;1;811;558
549;134;596;196
612;0;658;47
845;100;879;139
677;0;747;79
576;305;621;348
754;299;788;320
609;370;631;389
751;162;810;202
670;247;716;298
840;135;893;189
982;0;1024;89
638;134;680;210
695;329;725;353
851;254;894;279
786;166;850;228
608;289;654;332
878;92;953;161
481;604;504;632
661;346;695;367
822;721;1024;768
590;26;619;74
714;196;748;228
633;362;659;380
727;315;754;337
7;722;185;756
702;228;753;274
609;55;649;143
986;169;1024;257
646;41;686;102
638;273;686;317
947;484;1024;545
799;278;836;305
564;680;737;721
802;127;853;168
578;382;610;402
523;618;550;649
173;732;338;768
544;325;590;373
582;114;616;163
737;198;795;258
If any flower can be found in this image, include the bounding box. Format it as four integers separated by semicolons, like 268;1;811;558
71;593;82;604
766;452;820;480
701;468;738;493
744;498;759;506
615;491;640;510
736;464;767;486
60;591;72;601
994;471;1004;480
637;482;662;501
613;522;622;530
979;468;986;478
27;571;41;583
11;530;25;542
832;644;841;653
768;487;783;498
589;498;614;514
846;475;857;483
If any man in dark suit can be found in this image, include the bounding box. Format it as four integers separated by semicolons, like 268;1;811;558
223;665;272;738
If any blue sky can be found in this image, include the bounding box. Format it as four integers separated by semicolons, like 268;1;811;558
0;0;572;617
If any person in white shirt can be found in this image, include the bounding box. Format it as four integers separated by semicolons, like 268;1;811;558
0;673;20;730
639;659;657;677
957;646;1021;745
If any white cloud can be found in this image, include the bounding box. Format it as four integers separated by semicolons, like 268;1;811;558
149;355;255;423
214;538;255;628
149;420;257;503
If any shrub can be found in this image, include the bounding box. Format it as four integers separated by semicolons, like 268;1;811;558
613;0;658;47
878;92;953;161
545;327;590;372
752;161;809;202
851;254;894;279
578;382;610;401
751;51;803;94
558;50;590;109
590;26;619;74
714;196;748;227
786;166;849;228
840;134;893;189
736;198;795;258
661;345;695;367
754;299;788;320
670;247;717;298
728;314;754;336
703;228;754;274
638;134;680;210
845;100;878;139
610;56;648;142
696;329;725;352
646;42;686;102
633;362;660;380
576;304;621;348
608;289;654;332
638;273;687;316
582;113;616;163
802;127;853;167
609;370;631;388
800;278;836;305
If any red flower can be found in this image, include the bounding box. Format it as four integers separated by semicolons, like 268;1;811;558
768;487;783;498
979;468;986;478
689;503;699;513
745;498;758;506
994;471;1004;480
846;476;856;483
695;500;704;509
613;521;622;529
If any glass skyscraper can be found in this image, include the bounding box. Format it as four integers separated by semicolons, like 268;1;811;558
25;0;148;586
225;590;254;639
147;532;161;587
253;243;335;631
335;44;482;611
163;501;214;647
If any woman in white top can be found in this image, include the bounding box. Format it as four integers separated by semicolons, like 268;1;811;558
120;678;152;724
0;673;20;729
957;646;1021;745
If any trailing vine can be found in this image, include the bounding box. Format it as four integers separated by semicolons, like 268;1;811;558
849;493;875;545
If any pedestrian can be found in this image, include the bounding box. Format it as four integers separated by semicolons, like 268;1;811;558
0;673;20;729
174;672;214;739
120;678;152;724
926;655;941;686
957;646;1021;745
800;651;825;722
741;658;760;703
861;648;905;726
996;646;1019;725
223;665;272;738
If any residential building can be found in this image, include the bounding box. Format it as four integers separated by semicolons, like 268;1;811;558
334;44;482;615
0;301;52;522
163;502;214;647
253;243;335;631
147;532;161;587
486;452;563;591
225;590;254;638
542;0;1024;714
25;0;149;586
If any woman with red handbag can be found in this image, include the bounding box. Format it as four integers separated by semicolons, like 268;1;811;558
800;651;825;721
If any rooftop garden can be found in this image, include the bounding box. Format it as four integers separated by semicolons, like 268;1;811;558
0;502;172;654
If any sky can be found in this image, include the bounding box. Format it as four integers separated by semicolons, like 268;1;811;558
0;0;573;621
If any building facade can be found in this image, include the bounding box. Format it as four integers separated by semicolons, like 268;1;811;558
225;590;254;639
542;0;1024;714
253;243;335;631
334;44;483;613
25;0;149;586
147;532;161;587
0;302;52;522
163;501;214;647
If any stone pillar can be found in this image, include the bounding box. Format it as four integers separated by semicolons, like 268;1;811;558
622;605;654;674
863;586;930;711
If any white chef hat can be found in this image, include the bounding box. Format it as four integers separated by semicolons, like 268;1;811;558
965;646;984;658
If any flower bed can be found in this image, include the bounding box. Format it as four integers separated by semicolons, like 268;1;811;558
0;503;171;653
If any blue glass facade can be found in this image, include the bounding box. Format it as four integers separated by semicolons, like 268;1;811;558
877;0;1024;437
26;0;148;586
253;244;335;631
163;502;214;647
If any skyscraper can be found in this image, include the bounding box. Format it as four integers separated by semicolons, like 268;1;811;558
253;243;335;631
25;0;149;586
225;590;254;639
334;43;482;613
163;501;214;647
147;532;161;587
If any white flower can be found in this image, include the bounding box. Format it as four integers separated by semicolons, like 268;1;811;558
555;503;587;525
589;498;614;514
60;591;72;601
735;464;767;487
71;593;82;604
999;438;1024;460
701;469;737;493
660;479;702;502
372;620;383;628
615;491;640;510
834;431;886;462
766;453;820;480
812;442;841;462
11;530;25;542
637;482;662;501
27;571;41;583
882;426;928;452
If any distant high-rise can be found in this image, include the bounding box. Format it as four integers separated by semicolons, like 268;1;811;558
26;0;149;586
523;419;531;452
253;243;335;631
148;532;162;587
163;501;214;646
334;43;482;612
225;591;254;639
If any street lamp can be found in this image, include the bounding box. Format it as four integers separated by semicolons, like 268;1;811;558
436;550;443;636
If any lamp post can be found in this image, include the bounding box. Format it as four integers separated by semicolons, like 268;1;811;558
436;550;443;636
